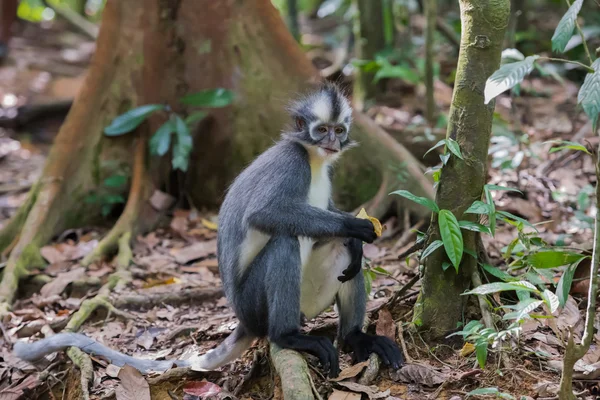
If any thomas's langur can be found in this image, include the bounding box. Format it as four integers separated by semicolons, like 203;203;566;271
14;83;403;378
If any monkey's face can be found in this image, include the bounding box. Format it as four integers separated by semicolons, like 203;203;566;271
289;83;354;157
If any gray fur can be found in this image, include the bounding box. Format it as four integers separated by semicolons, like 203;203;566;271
12;84;396;377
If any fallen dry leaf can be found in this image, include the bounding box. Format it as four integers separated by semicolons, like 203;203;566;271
135;330;154;350
183;380;222;397
389;363;446;387
331;361;369;382
142;276;181;289
201;218;218;231
106;364;121;378
356;208;382;237
0;375;40;400
460;342;476;357
116;364;150;400
335;382;390;399
375;308;395;341
170;240;217;264
39;267;86;298
328;390;361;400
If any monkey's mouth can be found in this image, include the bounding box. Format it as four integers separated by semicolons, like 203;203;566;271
321;147;340;154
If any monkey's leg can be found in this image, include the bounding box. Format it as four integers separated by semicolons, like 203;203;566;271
264;236;340;378
336;269;404;369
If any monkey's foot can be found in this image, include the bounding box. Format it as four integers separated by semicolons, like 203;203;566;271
345;329;404;369
272;331;340;378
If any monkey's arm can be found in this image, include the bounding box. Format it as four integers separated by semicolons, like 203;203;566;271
13;333;188;373
327;200;364;282
246;202;376;243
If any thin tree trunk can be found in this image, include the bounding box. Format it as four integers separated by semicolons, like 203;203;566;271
412;0;510;339
352;0;386;111
424;0;437;124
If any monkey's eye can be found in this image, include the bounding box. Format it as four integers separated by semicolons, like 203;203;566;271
334;127;345;135
317;126;328;134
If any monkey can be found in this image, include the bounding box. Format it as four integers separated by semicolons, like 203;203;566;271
13;83;403;378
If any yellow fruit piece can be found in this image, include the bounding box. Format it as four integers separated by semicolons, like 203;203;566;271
201;218;218;231
356;208;383;237
460;342;476;357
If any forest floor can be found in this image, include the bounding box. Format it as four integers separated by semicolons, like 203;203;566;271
1;18;600;400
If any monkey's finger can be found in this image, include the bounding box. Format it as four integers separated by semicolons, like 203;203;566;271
378;338;403;369
371;341;391;366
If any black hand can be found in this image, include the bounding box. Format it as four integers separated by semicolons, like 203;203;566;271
344;328;404;369
338;238;363;282
344;218;377;243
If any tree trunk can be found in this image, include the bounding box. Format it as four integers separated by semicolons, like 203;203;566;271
0;0;433;313
424;0;437;124
352;0;386;110
412;0;510;339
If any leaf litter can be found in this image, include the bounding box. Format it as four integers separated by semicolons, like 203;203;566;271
1;11;600;400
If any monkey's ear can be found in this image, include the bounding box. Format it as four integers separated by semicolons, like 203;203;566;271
295;117;306;131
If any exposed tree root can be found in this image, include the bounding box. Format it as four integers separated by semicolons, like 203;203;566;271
113;286;223;309
358;353;381;385
67;347;93;400
63;232;134;400
270;343;315;400
82;138;152;267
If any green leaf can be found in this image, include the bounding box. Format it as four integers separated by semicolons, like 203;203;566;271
484;186;497;236
103;174;127;188
466;387;499;397
442;261;452;271
526;250;586;269
421;240;444;260
545;140;591;155
578;59;600;132
476;342;488;369
459;221;491;234
438;210;464;271
103;194;125;204
372;266;389;275
464;281;539;296
185;110;208;125
481;263;517;282
516;299;544;320
363;268;373;295
484;56;539;104
389;190;439;212
172;116;193;171
551;0;583;53
423;139;447;157
104;104;165;136
149;120;175;156
446;138;464;160
465;200;492;215
484;184;523;194
180;88;234;108
556;259;583;306
542;289;559;314
373;63;420;83
496;210;537;230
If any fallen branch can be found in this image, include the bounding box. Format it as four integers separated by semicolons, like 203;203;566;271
270;343;315;400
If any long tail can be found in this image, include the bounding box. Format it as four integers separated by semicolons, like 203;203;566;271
187;325;255;371
13;325;255;374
